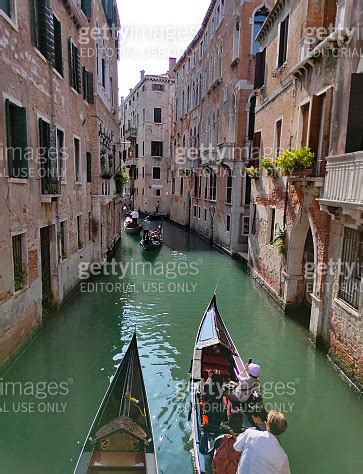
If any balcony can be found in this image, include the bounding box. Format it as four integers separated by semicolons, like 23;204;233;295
320;151;363;216
125;127;137;140
125;157;137;167
41;176;61;203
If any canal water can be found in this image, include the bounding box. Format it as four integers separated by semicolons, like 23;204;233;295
0;221;361;474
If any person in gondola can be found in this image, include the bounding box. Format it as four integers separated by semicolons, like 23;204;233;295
131;209;139;226
224;362;261;405
202;369;227;430
233;410;290;474
143;216;151;241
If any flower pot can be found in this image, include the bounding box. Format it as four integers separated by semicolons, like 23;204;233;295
289;168;314;178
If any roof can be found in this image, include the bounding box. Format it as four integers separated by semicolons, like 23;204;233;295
175;0;217;71
256;0;287;44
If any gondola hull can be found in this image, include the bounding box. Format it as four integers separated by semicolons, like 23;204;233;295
74;334;158;474
124;218;142;234
190;295;247;474
140;239;163;251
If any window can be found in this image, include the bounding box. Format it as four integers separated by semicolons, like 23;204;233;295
193;205;197;217
39;118;60;194
152;83;164;92
198;206;201;219
254;49;266;89
12;233;27;292
56;128;65;181
252;7;269;54
226;170;232;204
299;103;310;147
5;99;28;178
154;107;162;123
180;177;184;196
81;0;92;17
336;1;346;29
152;167;161;180
151;141;163;157
82;67;94;103
269;208;276;243
101;58;106;88
88;212;92;241
77;215;83;249
74;137;81;182
204;209;207;221
68;39;81;93
277;15;289;67
339;227;362;309
275;119;282;157
226;215;231;232
209;172;217;201
59;220;68;260
142;167;145;179
232;18;240;63
142;108;146;123
32;0;54;60
0;0;11;17
242;216;250;236
53;15;63;76
194;175;199;197
86;152;92;183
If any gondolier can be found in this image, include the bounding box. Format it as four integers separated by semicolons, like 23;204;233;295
143;217;151;241
131;209;139;225
224;362;261;403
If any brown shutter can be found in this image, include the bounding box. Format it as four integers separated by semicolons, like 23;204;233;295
308;95;323;158
254;49;265;89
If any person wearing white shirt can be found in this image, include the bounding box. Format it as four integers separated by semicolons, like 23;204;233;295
234;410;290;474
131;209;139;225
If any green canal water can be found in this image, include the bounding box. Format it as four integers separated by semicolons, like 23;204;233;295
0;221;361;474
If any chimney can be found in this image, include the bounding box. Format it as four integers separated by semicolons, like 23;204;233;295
168;57;177;77
140;70;145;80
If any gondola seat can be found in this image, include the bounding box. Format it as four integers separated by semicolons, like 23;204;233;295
203;355;229;366
90;451;145;471
202;363;229;376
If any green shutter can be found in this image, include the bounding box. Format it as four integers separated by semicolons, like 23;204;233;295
5;99;14;177
68;38;73;87
13;105;28;178
75;45;81;93
81;0;92;18
87;71;94;103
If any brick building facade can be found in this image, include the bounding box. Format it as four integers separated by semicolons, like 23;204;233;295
170;0;271;255
249;0;362;387
120;60;175;216
0;0;122;369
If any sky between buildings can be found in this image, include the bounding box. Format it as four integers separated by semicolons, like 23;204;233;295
116;0;211;98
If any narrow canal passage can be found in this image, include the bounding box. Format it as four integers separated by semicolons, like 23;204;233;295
0;222;361;474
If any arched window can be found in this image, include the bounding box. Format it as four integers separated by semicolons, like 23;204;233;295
252;6;269;54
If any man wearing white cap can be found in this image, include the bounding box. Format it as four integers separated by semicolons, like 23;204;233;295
227;362;261;403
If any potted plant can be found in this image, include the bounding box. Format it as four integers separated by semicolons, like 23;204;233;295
275;147;315;176
261;158;278;176
272;227;286;256
100;167;113;179
246;166;259;179
115;169;129;194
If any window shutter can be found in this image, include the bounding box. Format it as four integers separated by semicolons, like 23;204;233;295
160;142;163;156
75;46;81;93
86;152;92;182
87;71;94;103
10;103;28;178
68;38;73;87
44;0;55;63
254;49;265;89
5;99;14;177
135;144;139;158
82;66;87;100
53;16;63;76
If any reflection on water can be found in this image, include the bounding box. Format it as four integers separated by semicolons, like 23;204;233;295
0;221;361;474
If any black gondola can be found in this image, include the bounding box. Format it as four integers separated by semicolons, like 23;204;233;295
189;295;249;474
140;225;163;251
74;333;158;474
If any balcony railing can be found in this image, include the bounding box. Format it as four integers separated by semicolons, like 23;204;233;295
320;151;363;207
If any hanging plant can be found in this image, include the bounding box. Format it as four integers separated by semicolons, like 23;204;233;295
246;166;259;178
115;169;130;194
273;227;287;256
261;158;279;176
